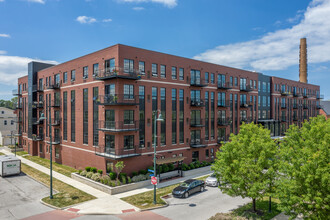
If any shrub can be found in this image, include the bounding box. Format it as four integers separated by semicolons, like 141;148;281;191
121;175;127;184
162;164;169;173
101;175;111;185
132;171;138;177
132;174;147;182
85;167;91;172
119;173;127;180
194;161;200;168
86;172;93;179
97;169;103;175
90;167;97;173
168;163;174;171
189;163;195;170
91;173;101;182
109;172;117;180
80;170;87;176
138;169;147;175
110;181;116;187
202;161;208;167
116;179;121;186
157;165;163;174
78;170;82;174
127;176;132;184
182;163;189;171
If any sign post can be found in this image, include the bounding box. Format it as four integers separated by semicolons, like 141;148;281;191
151;176;158;185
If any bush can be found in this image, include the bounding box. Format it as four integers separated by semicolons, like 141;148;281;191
90;167;97;173
80;170;87;176
121;175;127;184
127;176;132;184
157;165;163;174
162;164;169;173
86;172;93;179
91;173;101;182
202;161;208;167
116;179;121;186
168;163;174;171
78;170;82;174
194;161;200;168
101;175;111;185
132;174;147;182
119;173;127;180
189;163;195;170
138;169;147;175
85;167;91;172
182;163;189;171
110;181;116;187
97;169;103;175
131;171;138;177
109;172;117;180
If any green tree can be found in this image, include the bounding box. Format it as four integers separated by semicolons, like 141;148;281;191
115;161;125;181
212;122;278;212
277;116;330;219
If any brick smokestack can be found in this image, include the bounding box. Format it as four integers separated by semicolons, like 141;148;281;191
299;38;308;83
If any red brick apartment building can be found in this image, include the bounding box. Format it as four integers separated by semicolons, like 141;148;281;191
13;44;322;174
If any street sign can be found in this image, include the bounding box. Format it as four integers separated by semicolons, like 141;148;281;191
151;176;158;185
148;169;154;173
149;174;154;177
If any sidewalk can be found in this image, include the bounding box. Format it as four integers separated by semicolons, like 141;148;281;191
0;148;139;215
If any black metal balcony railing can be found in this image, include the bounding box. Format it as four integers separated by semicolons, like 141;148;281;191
217;135;230;144
32;84;44;92
303;93;309;98
293;92;302;97
33;117;44;125
98;120;139;132
94;67;141;80
240;84;253;92
190;119;205;127
217;100;230;108
51;118;61;126
190;78;207;87
32;134;44;141
32;101;44;108
240;117;252;124
12;89;22;96
96;94;139;106
47;81;61;90
51;99;61;107
47;136;61;145
217;82;232;90
303;104;309;109
281;90;291;96
316;94;324;99
190;98;204;107
240;101;252;108
190;138;206;148
217;118;232;126
95;145;141;159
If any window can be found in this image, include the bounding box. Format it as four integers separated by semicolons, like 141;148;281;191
124;85;134;99
240;78;247;90
179;68;184;80
54;74;60;85
152;63;158;76
254;80;256;89
63;72;67;83
71;90;75;142
263;96;266;107
55;147;60;158
71;70;76;82
160;65;166;78
179;89;184;143
83;88;88;144
124;110;134;124
124;135;134;149
139;61;145;75
105;58;115;73
263;82;267;92
190;69;201;84
4;120;7;125
250;80;253;88
172;89;177;144
258;81;261;92
93;87;99;146
211;148;214;158
11;120;14;125
63;91;67;141
234;77;238;86
267;83;270;92
124;59;134;73
258;96;260;107
39;143;43;153
230;76;233;86
83;66;88;79
205;149;209;158
171;67;177;79
205;72;209;83
268;97;270;107
210;73;215;84
93;63;99;76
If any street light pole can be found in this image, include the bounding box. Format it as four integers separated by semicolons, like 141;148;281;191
153;110;163;205
14;137;17;157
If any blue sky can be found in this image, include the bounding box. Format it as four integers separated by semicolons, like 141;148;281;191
0;0;329;100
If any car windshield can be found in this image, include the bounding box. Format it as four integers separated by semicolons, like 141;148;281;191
211;173;217;178
180;182;189;187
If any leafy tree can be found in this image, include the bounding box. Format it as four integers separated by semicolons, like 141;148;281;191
0;97;17;109
115;161;125;181
277;116;330;219
212;122;278;212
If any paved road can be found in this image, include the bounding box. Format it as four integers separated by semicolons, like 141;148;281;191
0;173;53;220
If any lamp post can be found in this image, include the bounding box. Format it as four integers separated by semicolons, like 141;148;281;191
39;113;53;199
14;137;17;157
153;110;163;204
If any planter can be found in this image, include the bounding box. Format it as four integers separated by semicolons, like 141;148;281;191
158;170;181;181
71;173;150;195
182;165;212;177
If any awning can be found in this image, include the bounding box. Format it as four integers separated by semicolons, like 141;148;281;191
153;156;186;165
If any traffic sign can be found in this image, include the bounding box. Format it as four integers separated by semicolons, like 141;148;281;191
151;176;158;185
148;169;154;173
149;174;154;177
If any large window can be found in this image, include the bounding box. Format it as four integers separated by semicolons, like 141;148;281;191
93;63;99;76
218;92;226;106
63;92;67;140
205;72;209;83
124;110;134;124
71;70;76;82
179;68;184;80
124;84;134;99
161;88;166;145
172;89;177;144
179;89;184;143
139;86;145;148
124;135;134;149
190;69;201;84
63;72;67;84
171;67;177;79
83;88;88;144
83;66;88;79
93;87;99;146
210;73;215;84
152;64;158;76
160;65;166;78
218;74;226;86
124;59;134;73
105;58;115;73
152;87;157;143
139;61;145;75
240;78;247;90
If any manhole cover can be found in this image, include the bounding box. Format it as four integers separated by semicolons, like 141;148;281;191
189;203;196;207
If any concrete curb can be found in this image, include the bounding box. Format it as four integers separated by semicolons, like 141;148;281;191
140;194;171;211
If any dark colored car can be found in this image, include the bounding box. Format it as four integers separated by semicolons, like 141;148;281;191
172;179;205;198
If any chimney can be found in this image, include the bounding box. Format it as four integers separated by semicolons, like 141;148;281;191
299;38;308;83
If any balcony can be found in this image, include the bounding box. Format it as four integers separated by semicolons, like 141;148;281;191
47;81;61;90
217;82;232;90
293;92;302;97
316;94;324;99
95;145;141;159
281;104;287;109
51;99;61;108
32;101;44;109
12;89;22;96
217;135;230;144
303;104;309;109
217;118;232;126
190;79;207;87
190;98;204;107
190;119;205;127
32;134;44;141
240;85;253;92
190;138;206;148
96;94;139;106
280;90;291;96
47;136;61;145
98;121;139;132
240;101;252;108
240;117;252;124
51;118;61;126
94;67;141;80
302;93;309;98
217;100;230;108
33;117;44;125
32;84;44;92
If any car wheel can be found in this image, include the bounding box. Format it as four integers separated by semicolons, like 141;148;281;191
200;186;204;192
184;192;189;198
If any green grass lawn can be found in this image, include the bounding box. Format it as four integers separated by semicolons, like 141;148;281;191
23;155;78;177
16;151;28;156
0;152;4;155
21;163;95;208
121;174;210;209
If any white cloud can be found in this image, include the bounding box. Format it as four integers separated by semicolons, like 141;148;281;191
194;0;330;71
26;0;45;4
0;0;5;3
102;18;112;22
0;51;6;55
0;34;10;38
133;6;145;10
118;0;177;8
0;55;57;85
76;16;97;24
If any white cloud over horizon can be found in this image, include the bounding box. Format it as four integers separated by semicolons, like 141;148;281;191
76;16;97;24
26;0;45;4
118;0;177;8
0;34;10;38
0;55;58;86
102;18;112;22
194;0;330;72
133;6;145;10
